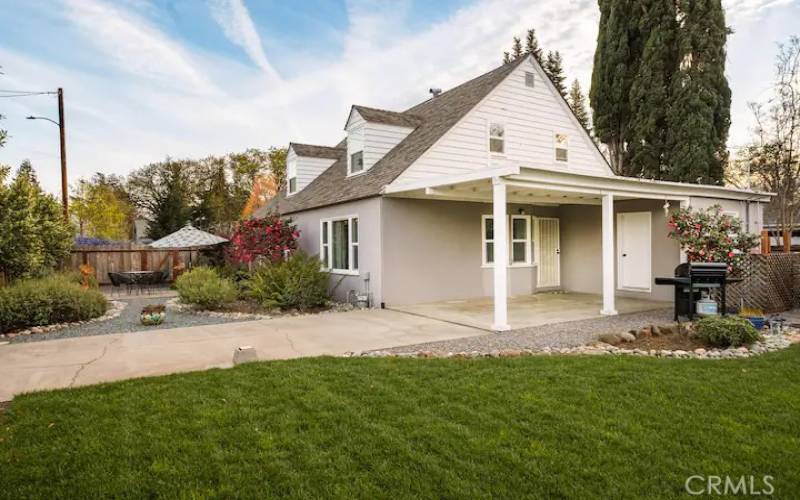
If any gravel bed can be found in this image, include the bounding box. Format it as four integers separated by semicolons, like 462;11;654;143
9;296;260;344
380;308;674;354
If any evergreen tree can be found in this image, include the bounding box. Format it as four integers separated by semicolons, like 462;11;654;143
144;161;193;239
544;51;568;98
568;79;591;131
512;37;523;59
590;0;642;176
665;0;731;183
627;0;679;179
525;28;543;62
503;52;511;64
194;161;233;233
0;161;72;279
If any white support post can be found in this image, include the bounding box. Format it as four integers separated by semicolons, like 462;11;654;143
492;177;510;331
601;193;617;316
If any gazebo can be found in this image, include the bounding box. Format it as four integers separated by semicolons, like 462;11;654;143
149;224;229;276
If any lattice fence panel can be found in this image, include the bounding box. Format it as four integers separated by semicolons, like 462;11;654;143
721;254;800;313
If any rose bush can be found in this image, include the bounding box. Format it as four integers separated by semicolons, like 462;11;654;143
667;204;758;275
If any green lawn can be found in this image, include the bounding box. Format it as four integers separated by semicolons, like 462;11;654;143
2;348;799;499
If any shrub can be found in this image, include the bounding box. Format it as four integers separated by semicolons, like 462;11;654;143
695;315;762;347
245;252;329;311
0;275;107;333
174;266;238;309
227;215;299;266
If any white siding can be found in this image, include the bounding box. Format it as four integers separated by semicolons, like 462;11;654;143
364;122;414;171
347;111;413;174
393;57;611;184
288;147;336;194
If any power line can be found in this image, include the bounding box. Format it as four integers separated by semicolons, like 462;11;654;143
0;90;57;98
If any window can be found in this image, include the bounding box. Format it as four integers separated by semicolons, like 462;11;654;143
555;133;568;162
287;160;298;195
482;215;532;266
350;151;364;174
320;216;358;273
320;221;329;268
524;71;535;88
489;122;505;154
511;215;531;264
482;215;494;265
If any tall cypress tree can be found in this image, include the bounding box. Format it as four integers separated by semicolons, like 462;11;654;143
544;51;568;98
512;37;523;59
590;0;642;176
627;0;679;179
525;29;543;62
568;79;591;131
665;0;731;183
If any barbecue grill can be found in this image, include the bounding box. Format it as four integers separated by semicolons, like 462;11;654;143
654;262;737;321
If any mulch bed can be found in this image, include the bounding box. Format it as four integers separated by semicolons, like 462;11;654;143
622;329;707;351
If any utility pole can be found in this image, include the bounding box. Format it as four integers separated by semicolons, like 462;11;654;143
26;88;68;220
57;88;67;220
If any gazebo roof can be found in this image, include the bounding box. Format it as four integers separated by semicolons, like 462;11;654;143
149;224;228;249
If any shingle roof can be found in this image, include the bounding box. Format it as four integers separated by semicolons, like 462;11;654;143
350;105;423;129
264;56;528;216
289;142;345;160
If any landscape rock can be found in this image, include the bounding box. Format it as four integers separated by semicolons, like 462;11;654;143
598;333;622;345
618;332;636;343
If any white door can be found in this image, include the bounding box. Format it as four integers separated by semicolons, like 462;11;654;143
617;212;651;291
536;217;560;288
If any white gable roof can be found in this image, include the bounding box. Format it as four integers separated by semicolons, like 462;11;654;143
391;55;612;186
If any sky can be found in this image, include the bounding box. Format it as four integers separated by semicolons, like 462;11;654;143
0;0;798;195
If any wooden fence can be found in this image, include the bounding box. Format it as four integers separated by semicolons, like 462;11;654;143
68;244;199;285
723;253;800;313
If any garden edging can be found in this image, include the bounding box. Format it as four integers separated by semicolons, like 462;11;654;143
0;300;127;340
165;297;356;320
355;331;798;360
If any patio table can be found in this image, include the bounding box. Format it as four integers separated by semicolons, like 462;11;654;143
119;271;164;294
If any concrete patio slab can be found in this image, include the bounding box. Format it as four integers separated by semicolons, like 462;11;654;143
389;292;670;330
0;309;483;401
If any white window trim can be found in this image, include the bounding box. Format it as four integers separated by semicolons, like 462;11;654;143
481;215;534;268
319;220;330;269
554;132;569;164
487;121;506;156
287;176;297;196
320;215;359;276
347;150;366;177
510;215;533;266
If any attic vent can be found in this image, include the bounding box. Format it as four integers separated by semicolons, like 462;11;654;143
429;87;442;97
525;71;535;88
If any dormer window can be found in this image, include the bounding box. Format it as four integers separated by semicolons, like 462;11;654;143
489;122;505;154
287;159;298;195
555;133;568;162
350;151;364;174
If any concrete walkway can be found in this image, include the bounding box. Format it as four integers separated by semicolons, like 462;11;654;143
0;309;483;401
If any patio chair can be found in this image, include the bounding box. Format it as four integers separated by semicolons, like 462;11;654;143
108;272;123;296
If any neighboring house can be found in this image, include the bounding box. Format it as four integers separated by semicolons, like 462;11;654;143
260;55;771;331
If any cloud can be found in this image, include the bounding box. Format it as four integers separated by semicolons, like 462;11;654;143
62;0;215;94
207;0;281;83
723;0;795;23
1;0;796;196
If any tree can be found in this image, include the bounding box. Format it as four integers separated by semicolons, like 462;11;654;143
0;161;72;280
568;79;591;131
0;66;7;149
627;0;679;179
743;36;800;238
590;0;641;176
664;0;731;184
267;146;288;188
544;51;568;98
503;52;511;64
194;160;234;234
128;159;194;240
71;174;134;240
525;28;543;62
512;37;523;59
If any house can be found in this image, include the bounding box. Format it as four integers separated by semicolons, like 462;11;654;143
260;55;772;331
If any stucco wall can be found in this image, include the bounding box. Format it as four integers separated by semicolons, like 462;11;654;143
560;200;681;302
688;197;765;236
381;198;559;305
289;197;382;305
